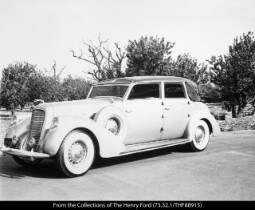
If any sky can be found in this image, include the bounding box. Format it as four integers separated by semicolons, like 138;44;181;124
0;0;254;79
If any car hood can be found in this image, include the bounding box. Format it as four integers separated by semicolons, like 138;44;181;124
37;98;119;118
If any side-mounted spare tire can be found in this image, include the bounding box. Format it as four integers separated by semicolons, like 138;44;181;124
94;105;128;141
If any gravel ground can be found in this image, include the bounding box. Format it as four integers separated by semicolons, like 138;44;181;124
207;104;255;131
219;115;255;131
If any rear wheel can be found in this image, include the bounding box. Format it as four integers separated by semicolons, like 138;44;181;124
189;120;210;151
12;156;42;167
55;130;95;178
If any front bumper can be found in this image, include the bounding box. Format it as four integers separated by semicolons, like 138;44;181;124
0;146;50;159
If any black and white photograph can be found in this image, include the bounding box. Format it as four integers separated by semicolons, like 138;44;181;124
0;0;255;205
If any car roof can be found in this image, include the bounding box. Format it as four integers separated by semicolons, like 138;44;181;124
95;76;196;85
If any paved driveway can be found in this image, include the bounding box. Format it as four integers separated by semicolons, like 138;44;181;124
0;130;255;200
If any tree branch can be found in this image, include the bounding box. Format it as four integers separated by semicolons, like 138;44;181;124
70;50;97;66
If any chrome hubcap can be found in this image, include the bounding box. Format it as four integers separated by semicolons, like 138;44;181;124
105;118;119;135
195;126;205;144
68;141;87;165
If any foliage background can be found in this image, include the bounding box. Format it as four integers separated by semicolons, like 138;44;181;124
1;32;255;119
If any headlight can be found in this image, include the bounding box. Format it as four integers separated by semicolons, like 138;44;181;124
9;115;23;128
50;117;59;130
12;135;19;146
105;118;120;135
27;136;36;150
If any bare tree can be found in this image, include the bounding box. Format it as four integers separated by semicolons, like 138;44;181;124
104;43;126;79
70;35;126;81
50;60;65;80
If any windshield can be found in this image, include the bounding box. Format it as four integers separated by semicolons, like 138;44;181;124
88;85;129;99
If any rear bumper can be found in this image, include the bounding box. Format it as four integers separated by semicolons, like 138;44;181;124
0;146;50;158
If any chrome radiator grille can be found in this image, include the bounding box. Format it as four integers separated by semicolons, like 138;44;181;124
29;109;45;149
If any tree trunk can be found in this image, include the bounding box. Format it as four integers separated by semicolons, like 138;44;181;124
11;109;16;116
231;105;237;118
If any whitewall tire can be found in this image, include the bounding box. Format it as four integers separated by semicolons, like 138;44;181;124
55;130;95;178
189;120;210;152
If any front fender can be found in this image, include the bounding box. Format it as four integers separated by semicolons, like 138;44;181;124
5;116;31;146
43;116;125;158
183;111;221;140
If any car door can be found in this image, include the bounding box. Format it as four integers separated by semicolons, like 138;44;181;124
123;83;164;145
161;82;190;140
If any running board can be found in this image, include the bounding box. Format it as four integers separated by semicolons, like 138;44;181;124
120;138;191;155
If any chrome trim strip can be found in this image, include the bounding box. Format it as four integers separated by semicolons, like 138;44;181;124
29;108;45;149
120;138;191;155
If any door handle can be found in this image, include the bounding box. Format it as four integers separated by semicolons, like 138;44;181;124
165;107;171;110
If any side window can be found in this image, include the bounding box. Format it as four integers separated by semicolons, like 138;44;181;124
164;83;185;98
185;82;200;102
128;84;160;99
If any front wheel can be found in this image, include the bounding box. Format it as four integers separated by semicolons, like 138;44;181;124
55;130;95;178
189;120;210;152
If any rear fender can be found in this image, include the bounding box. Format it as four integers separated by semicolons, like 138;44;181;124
183;111;221;140
43;116;125;158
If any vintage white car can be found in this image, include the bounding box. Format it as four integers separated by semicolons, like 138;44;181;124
1;76;221;177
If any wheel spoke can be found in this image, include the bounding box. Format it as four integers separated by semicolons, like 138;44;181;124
195;126;205;144
68;141;87;166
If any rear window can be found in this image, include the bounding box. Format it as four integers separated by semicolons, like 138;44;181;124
128;84;160;99
185;82;200;102
164;83;185;98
